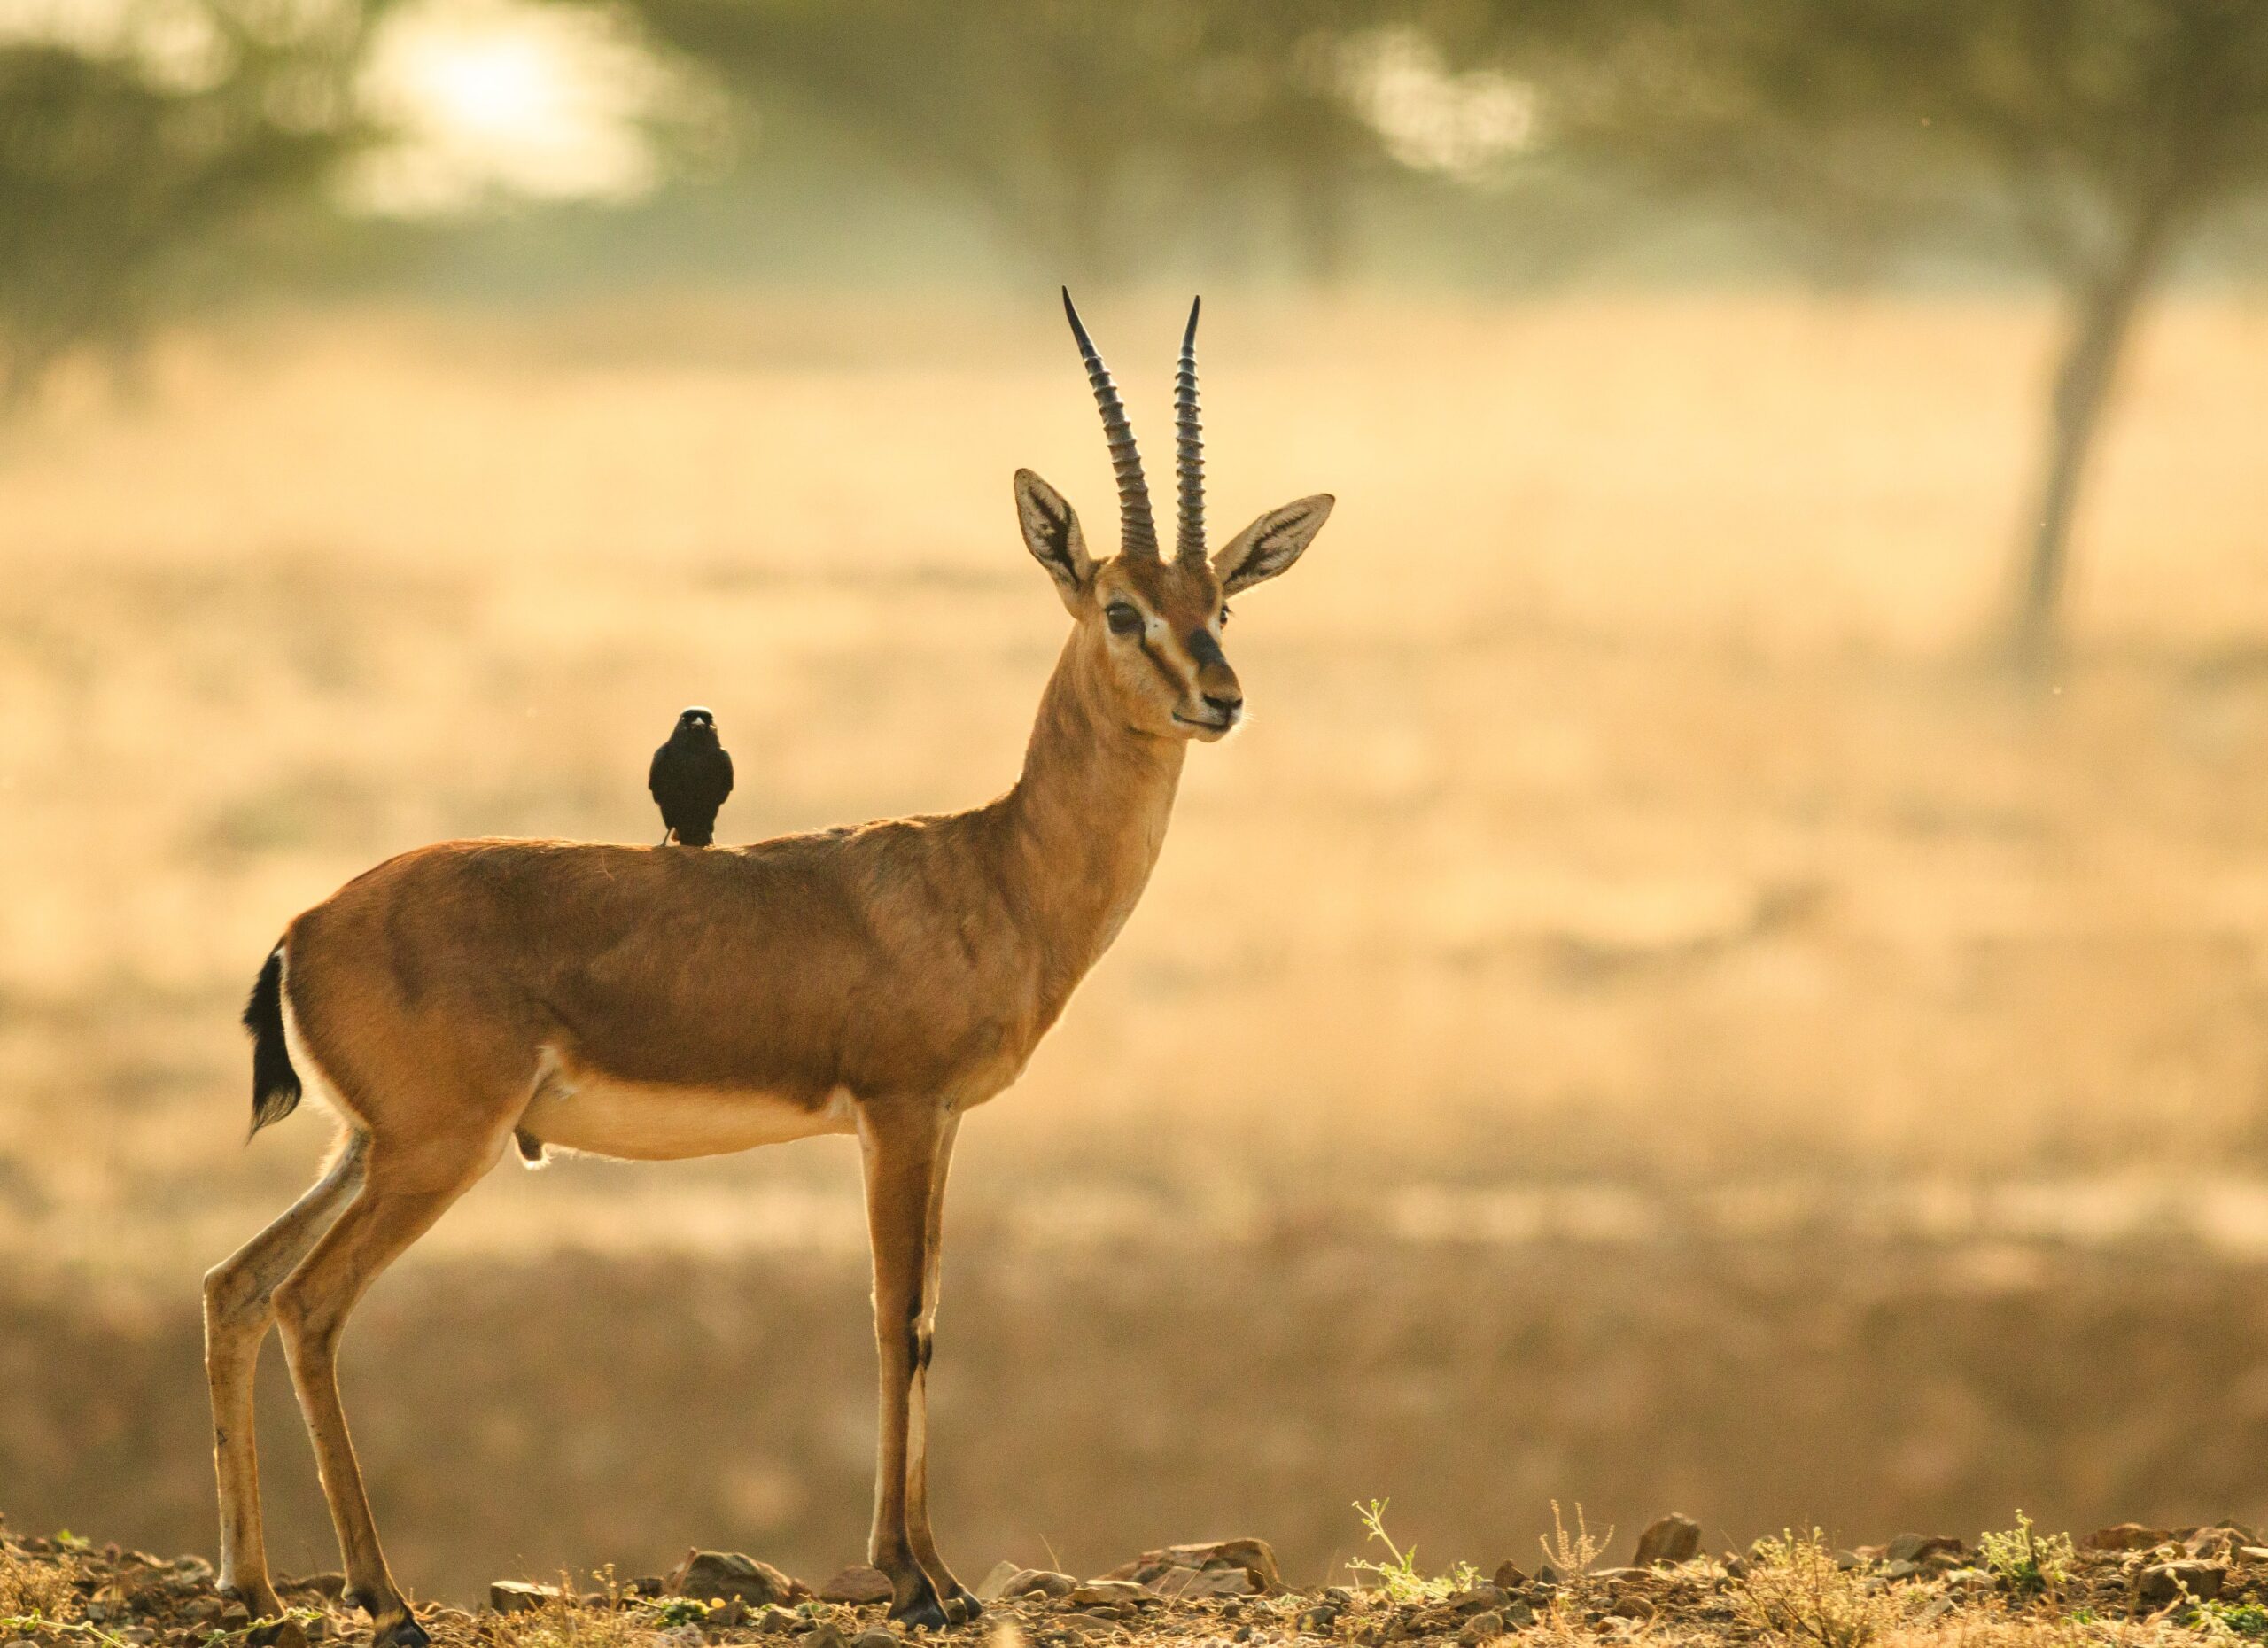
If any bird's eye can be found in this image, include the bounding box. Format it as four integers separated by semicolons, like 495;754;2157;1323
1105;602;1144;635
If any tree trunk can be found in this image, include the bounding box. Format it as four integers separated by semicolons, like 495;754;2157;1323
2008;206;2176;675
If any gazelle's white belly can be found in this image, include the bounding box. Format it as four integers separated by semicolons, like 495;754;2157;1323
520;1053;858;1161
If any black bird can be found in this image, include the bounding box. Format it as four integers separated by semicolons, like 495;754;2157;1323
649;706;734;847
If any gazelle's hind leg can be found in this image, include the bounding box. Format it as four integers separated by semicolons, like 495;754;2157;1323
273;1131;501;1648
204;1131;369;1615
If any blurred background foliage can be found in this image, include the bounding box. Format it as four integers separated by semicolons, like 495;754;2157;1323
4;0;2266;657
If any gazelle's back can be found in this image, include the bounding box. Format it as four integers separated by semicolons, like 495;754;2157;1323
281;820;1036;1143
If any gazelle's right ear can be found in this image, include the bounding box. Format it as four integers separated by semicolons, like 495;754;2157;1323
1014;469;1094;610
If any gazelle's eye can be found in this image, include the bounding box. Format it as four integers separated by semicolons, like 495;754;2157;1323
1105;602;1143;635
1218;605;1231;628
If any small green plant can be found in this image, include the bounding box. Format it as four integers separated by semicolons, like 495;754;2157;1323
1538;1501;1612;1586
641;1597;717;1629
1345;1500;1480;1604
1737;1529;1896;1648
1980;1512;2077;1600
2194;1600;2268;1640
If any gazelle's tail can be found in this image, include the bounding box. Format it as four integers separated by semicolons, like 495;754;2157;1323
243;942;302;1137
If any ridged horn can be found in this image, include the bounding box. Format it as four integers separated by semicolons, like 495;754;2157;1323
1060;287;1158;559
1174;296;1204;564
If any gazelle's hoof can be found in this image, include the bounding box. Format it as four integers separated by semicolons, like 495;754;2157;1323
373;1614;431;1648
943;1590;983;1625
221;1583;285;1621
888;1590;951;1631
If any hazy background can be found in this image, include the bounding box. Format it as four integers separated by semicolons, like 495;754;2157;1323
5;0;2268;1605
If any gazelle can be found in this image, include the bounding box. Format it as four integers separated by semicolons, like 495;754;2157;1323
204;292;1332;1644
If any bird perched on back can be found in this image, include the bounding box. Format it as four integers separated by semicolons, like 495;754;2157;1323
649;706;734;847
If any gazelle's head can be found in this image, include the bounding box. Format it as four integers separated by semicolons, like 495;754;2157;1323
1015;291;1332;743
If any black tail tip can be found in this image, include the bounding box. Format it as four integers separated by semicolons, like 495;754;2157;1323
243;944;302;1137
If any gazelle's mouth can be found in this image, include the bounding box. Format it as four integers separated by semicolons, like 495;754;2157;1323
1173;710;1239;737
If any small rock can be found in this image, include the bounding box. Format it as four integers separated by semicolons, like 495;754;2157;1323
1884;1535;1966;1566
796;1626;849;1648
1490;1561;1530;1591
2139;1562;2225;1605
282;1575;347;1601
1456;1611;1504;1644
120;1630;157;1645
671;1551;811;1608
753;1606;802;1635
1447;1585;1508;1615
1106;1539;1281;1595
221;1602;252;1629
1501;1600;1536;1627
2082;1525;2171;1553
491;1582;564;1614
1068;1581;1153;1609
185;1599;225;1625
850;1630;896;1648
1000;1570;1078;1601
1295;1605;1342;1635
1608;1597;1656;1621
1634;1515;1702;1568
1145;1567;1253;1599
975;1561;1024;1604
1534;1563;1561;1587
1882;1561;1923;1582
820;1567;895;1606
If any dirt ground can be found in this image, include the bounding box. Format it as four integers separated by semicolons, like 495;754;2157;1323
8;1509;2268;1648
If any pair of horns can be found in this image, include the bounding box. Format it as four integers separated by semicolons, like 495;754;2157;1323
1061;288;1207;564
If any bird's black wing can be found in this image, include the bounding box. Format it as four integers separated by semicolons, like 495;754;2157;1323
717;749;734;801
649;744;669;803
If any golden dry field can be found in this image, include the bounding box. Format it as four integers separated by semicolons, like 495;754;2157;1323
5;292;2268;1599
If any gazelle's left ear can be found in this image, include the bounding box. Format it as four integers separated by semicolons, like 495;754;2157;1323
1213;494;1334;595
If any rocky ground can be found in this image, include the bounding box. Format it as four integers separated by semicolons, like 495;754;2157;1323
11;1514;2268;1648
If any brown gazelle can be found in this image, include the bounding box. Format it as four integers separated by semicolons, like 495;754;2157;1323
204;292;1332;1644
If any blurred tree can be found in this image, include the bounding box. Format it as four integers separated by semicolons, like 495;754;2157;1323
606;0;1389;284
1450;0;2268;668
0;0;386;410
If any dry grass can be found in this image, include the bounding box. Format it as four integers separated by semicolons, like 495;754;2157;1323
1738;1531;1905;1648
0;1543;82;1624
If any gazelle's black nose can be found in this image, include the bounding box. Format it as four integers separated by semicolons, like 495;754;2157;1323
1202;690;1242;718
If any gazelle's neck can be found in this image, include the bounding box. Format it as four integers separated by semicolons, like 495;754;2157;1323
996;633;1187;1015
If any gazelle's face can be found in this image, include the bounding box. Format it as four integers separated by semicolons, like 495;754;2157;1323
1088;551;1238;740
1014;469;1333;743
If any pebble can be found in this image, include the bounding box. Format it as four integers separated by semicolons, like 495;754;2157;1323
850;1630;897;1648
671;1551;811;1607
2139;1561;2225;1605
1456;1609;1504;1644
820;1568;895;1606
1633;1515;1702;1568
490;1581;563;1613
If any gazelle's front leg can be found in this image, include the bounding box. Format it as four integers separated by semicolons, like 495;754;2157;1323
858;1102;956;1629
904;1113;978;1621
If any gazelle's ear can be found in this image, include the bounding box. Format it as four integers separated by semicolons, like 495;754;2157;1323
1213;494;1333;595
1014;469;1094;610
